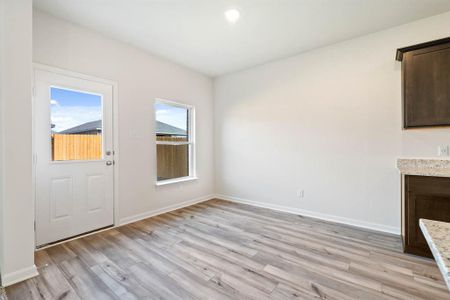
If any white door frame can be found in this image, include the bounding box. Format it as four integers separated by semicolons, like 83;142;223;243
32;63;120;248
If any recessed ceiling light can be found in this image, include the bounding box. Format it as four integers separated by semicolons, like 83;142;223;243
224;8;240;24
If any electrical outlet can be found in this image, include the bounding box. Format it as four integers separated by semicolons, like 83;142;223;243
438;145;449;157
296;189;304;198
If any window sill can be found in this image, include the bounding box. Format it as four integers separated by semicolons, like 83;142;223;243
155;176;198;186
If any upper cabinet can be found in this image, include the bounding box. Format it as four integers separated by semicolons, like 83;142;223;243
396;37;450;129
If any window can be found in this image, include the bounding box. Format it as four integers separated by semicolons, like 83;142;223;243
155;99;195;184
50;87;103;161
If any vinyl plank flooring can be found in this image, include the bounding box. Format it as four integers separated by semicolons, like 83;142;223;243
5;199;450;299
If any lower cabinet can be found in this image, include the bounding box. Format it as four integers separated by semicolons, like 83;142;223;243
403;175;450;257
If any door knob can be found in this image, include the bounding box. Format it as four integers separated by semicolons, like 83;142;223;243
106;161;113;166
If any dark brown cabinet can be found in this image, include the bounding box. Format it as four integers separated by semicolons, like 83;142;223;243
396;37;450;128
403;175;450;257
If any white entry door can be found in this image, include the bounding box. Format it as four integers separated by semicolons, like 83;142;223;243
34;69;114;247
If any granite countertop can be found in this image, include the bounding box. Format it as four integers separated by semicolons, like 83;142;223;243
397;158;450;177
419;219;450;291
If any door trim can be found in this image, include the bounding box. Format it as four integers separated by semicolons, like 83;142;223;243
32;63;120;248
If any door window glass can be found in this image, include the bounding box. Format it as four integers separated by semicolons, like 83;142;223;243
50;87;103;161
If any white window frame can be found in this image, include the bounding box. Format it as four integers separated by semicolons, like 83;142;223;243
155;98;196;186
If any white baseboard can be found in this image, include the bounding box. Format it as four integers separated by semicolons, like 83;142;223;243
119;194;215;226
1;264;38;287
216;194;400;235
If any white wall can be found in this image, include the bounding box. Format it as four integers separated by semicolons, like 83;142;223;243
0;0;37;286
214;11;450;234
33;10;215;225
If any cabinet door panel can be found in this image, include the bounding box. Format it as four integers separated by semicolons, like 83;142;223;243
403;42;450;128
404;175;450;257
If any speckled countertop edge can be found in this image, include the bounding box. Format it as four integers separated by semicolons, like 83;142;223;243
419;219;450;292
397;158;450;177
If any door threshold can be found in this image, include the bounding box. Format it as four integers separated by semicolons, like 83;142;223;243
36;224;114;250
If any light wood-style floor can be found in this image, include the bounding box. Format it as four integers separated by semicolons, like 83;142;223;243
5;199;450;299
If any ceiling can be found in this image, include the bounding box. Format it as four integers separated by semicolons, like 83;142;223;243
33;0;450;77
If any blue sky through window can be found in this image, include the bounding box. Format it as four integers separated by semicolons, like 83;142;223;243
50;87;102;132
155;102;188;130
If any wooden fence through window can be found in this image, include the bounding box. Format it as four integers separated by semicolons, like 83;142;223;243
52;134;102;161
157;136;189;180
